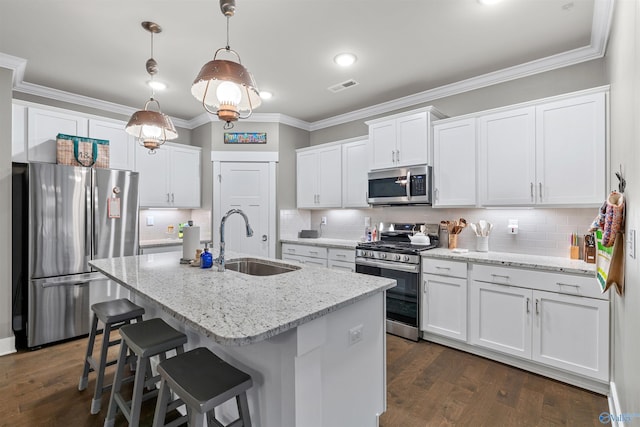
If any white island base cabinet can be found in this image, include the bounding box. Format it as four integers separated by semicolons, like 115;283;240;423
135;291;386;427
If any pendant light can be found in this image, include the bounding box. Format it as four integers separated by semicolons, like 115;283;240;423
126;21;178;153
192;0;261;129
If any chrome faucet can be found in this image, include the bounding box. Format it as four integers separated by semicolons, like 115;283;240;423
214;209;254;272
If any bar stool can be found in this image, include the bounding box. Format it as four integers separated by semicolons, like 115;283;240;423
152;347;253;427
79;298;145;414
104;318;188;427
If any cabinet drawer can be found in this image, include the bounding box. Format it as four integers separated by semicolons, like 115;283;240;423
328;248;355;263
422;258;467;278
282;243;328;259
471;264;603;300
328;259;355;272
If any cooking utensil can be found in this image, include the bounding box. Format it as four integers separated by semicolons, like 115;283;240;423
470;223;479;236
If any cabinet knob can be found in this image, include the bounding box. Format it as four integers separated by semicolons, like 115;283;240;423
262;235;268;242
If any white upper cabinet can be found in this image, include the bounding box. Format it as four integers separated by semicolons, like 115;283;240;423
535;93;606;205
135;142;201;208
88;119;136;171
367;107;444;170
12;104;27;162
341;139;369;208
478;92;606;207
27;107;89;163
296;144;342;209
433;117;477;207
479;107;536;206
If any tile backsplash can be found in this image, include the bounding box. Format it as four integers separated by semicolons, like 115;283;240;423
280;207;598;258
139;209;211;242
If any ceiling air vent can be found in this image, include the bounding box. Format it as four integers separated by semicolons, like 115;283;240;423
328;79;359;93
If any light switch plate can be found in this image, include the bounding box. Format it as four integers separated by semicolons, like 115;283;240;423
628;229;636;259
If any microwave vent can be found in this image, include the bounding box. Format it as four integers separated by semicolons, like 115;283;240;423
328;79;359;93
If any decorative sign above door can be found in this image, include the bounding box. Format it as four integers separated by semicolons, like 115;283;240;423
224;132;267;144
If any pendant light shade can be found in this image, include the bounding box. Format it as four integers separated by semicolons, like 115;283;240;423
126;21;177;153
192;0;261;128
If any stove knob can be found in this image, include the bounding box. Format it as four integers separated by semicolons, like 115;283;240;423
394;254;401;260
379;253;387;259
366;251;373;257
403;255;411;262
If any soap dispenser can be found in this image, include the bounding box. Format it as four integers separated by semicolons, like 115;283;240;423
200;242;213;269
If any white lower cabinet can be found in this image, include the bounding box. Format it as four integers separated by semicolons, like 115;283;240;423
281;243;355;271
470;281;532;358
281;243;329;267
469;264;609;382
421;259;468;341
532;290;609;382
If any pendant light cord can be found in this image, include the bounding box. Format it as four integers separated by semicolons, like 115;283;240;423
225;15;231;51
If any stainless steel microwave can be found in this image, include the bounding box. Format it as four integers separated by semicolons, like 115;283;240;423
367;166;432;205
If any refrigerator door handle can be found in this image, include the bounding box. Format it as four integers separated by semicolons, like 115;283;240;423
88;179;94;261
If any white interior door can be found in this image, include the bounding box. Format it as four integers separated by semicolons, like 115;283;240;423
219;162;270;257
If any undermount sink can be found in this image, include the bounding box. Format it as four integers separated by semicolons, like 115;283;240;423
225;258;301;276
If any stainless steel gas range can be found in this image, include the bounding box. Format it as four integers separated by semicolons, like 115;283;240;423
355;223;439;341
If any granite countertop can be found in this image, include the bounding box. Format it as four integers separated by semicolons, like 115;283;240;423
422;248;596;276
90;252;395;346
140;238;211;248
279;237;359;250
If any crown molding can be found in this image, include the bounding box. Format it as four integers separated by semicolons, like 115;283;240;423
186;112;311;131
2;0;613;133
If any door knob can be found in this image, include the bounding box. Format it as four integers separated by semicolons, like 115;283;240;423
262;235;268;242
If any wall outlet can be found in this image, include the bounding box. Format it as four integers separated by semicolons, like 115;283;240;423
348;324;363;346
364;216;371;227
321;216;327;225
146;216;154;226
508;219;519;234
628;229;636;259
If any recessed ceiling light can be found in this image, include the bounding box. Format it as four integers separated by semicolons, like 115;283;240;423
334;53;357;67
260;91;273;100
478;0;502;4
147;80;167;91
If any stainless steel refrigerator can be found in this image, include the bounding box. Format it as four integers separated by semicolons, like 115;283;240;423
12;162;139;348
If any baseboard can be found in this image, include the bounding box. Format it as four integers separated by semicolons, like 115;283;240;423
607;381;624;427
0;335;16;357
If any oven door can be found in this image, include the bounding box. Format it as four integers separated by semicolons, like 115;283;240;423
355;257;420;340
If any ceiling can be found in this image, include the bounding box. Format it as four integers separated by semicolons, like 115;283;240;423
0;0;612;129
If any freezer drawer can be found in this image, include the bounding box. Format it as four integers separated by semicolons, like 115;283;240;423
28;272;130;348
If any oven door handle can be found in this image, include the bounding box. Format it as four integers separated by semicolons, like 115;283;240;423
356;257;420;273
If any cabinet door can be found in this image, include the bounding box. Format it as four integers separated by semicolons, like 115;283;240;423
135;143;170;207
296;150;319;208
328;259;354;272
479;107;536;206
396;112;428;167
342;139;369;208
433;118;476;207
535;93;606;205
89;119;135;171
470;281;532;358
316;146;342;208
28;107;88;163
369;120;396;170
422;274;467;341
170;146;201;208
532;290;609;381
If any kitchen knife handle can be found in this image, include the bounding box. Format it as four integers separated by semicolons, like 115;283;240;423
526;297;530;313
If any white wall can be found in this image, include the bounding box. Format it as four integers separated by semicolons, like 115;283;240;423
0;67;14;354
605;0;640;417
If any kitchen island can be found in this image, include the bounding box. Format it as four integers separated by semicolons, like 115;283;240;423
90;252;395;427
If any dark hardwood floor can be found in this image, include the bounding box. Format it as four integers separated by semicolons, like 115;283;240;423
0;333;608;426
380;334;608;427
